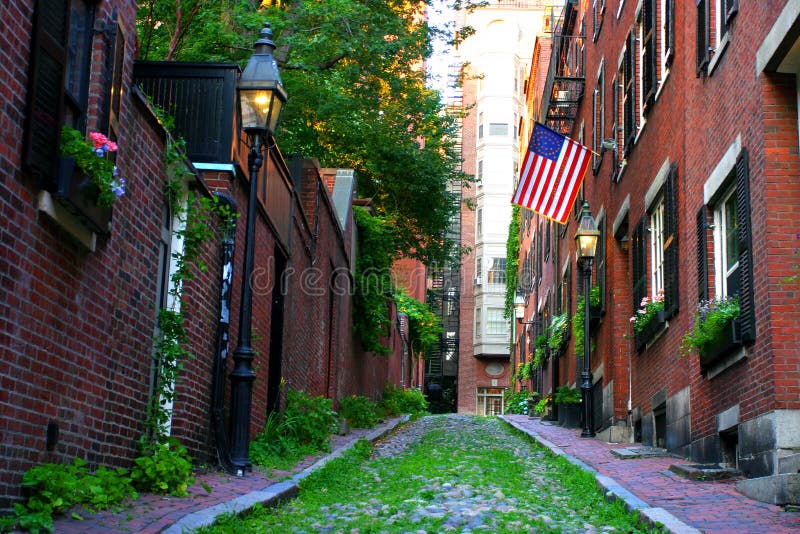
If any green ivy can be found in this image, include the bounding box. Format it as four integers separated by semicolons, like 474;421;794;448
353;207;397;354
504;205;521;320
548;313;569;352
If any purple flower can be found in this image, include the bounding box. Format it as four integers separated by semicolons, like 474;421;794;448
95;148;105;157
111;177;126;197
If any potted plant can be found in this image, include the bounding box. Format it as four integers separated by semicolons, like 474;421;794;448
681;296;741;369
630;289;666;352
56;126;125;233
554;385;582;428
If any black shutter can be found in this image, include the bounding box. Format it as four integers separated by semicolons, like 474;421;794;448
624;29;637;153
696;207;709;301
665;0;675;66
23;0;69;181
663;165;679;317
642;0;656;110
724;0;739;24
735;149;755;343
598;218;607;313
632;217;647;312
696;0;710;76
98;13;119;135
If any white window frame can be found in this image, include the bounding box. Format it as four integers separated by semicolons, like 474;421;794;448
649;198;665;297
486;307;509;336
713;186;739;298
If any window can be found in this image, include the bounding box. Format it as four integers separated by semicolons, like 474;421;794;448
640;0;657;111
478;112;484;139
486;308;509;336
592;0;606;41
622;30;637;154
476;257;482;282
650;198;666;296
592;64;605;172
596;217;607;313
662;0;676;69
24;0;98;178
489;123;508;136
475;307;482;338
477;388;504;416
477;159;483;183
714;188;739;297
559;263;571;317
699;148;754;341
611;72;622;180
697;0;737;76
477;208;483;239
487;257;506;285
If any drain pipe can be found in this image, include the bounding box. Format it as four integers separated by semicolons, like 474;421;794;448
211;192;237;473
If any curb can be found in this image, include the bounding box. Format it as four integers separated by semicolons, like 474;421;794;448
499;416;701;534
163;415;410;533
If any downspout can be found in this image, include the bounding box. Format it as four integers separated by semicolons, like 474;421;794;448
211;192;237;473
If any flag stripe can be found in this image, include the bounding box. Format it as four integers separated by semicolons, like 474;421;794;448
511;123;591;224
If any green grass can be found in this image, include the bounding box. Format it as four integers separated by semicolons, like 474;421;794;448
200;415;660;533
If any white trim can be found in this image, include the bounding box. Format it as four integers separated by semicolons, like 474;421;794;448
192;162;236;172
703;134;742;204
708;32;730;75
756;0;800;73
644;158;671;211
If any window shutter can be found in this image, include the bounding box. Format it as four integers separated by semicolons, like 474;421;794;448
624;29;637;153
642;0;656;110
696;207;709;301
632;216;647;312
663;164;679;316
665;0;675;66
735;149;755;343
597;218;607;313
23;0;69;181
98;14;120;134
696;0;710;76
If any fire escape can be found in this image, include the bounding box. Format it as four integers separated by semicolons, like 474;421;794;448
540;0;585;135
424;64;463;412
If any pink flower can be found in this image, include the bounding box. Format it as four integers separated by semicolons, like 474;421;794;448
629;316;636;323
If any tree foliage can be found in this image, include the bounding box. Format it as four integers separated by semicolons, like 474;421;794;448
136;0;476;263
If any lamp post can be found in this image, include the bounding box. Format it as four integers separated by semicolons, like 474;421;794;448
575;201;599;438
229;22;288;474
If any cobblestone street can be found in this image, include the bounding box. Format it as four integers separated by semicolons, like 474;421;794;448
202;414;653;533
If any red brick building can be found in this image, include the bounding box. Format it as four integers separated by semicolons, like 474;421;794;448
516;0;800;502
0;0;403;510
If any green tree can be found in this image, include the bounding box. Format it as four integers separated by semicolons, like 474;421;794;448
136;0;477;264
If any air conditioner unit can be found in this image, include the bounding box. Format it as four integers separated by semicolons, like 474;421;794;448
473;277;482;286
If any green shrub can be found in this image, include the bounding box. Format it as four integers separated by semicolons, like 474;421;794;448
131;437;194;496
380;385;429;416
338;395;379;428
284;389;337;451
554;385;581;405
7;458;137;533
504;390;534;414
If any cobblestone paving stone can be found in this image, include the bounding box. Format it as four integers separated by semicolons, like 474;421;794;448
267;414;649;533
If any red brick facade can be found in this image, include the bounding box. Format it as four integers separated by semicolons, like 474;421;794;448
517;0;800;483
0;0;403;510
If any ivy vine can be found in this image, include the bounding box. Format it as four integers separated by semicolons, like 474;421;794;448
504;205;521;320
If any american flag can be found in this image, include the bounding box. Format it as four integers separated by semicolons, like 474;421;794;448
512;123;591;224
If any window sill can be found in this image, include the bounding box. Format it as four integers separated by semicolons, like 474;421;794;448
654;69;670;102
708;34;731;76
37;191;98;251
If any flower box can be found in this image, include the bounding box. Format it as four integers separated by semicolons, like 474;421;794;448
699;317;742;369
54;156;111;234
635;310;667;352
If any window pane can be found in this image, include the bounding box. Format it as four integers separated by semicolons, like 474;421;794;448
487;258;506;285
724;193;738;269
486;308;508;335
489;123;508;136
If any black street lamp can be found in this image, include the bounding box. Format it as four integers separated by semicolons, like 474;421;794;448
574;201;599;438
229;22;288;474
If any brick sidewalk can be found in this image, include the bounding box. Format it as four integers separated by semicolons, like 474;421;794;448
49;417;407;533
502;415;800;534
